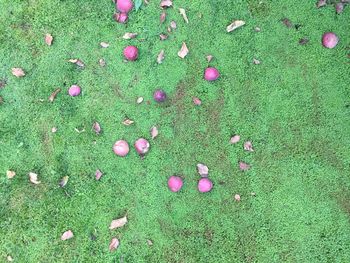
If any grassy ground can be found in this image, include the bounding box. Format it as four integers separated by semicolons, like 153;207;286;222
1;0;350;262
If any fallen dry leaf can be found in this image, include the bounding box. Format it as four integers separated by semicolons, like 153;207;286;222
74;127;85;133
123;32;138;39
254;26;261;32
336;3;344;14
170;20;177;29
299;38;309;45
61;230;74;241
197;163;209;177
99;58;106;67
160;12;166;23
136;97;144;104
45;33;53;46
244;141;254;152
6;255;13;262
122;119;134;126
51;127;57;133
59;176;69;187
193;97;202;105
226;20;245;32
316;0;327;8
160;0;172;8
95;169;103;180
29;172;41;184
157;50;165;64
179;8;189;23
100;42;109;48
230;135;240;144
92;122;101;134
178;42;189;59
281;18;293;28
206;55;214;63
6;170;16;179
109;216;127;230
150;126;159;139
68;59;85;68
147;239;153;246
11;68;25;77
109;238;120;252
48;88;61;102
239;161;251;171
234;194;241;201
253;58;261;65
159;34;168;40
0;79;6;89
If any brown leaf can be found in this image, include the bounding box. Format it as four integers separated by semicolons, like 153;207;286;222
99;58;106;67
45;33;53;46
95;169;103;180
11;68;25;77
178;42;189;59
299;38;309;45
109;216;127;230
100;42;109;48
179;8;189;23
6;255;13;262
147;239;153;246
6;170;16;179
281;18;293;28
59;176;69;187
170;20;177;29
92;122;101;134
239;161;251;171
48;88;61;102
160;0;172;8
336;3;344;14
206;55;214;63
61;230;74;241
244;141;254;152
254;26;261;32
193;97;202;105
136;97;144;104
122;32;138;39
109;238;120;252
253;58;261;65
159;34;168;40
316;0;327;8
160;12;166;24
29;172;41;184
226;20;245;32
230;135;240;144
122;119;134;126
197;163;209;177
157;50;165;64
51;127;58;133
150;126;159;139
68;59;85;68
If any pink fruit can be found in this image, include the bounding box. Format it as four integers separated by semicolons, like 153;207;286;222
198;178;213;193
168;176;183;192
153;89;167;102
68;85;81;96
123;46;138;61
113;140;129;157
322;32;339;49
113;12;128;23
204;67;220;81
116;0;133;13
134;138;150;155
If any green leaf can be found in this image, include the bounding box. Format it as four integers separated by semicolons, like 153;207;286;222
135;0;142;11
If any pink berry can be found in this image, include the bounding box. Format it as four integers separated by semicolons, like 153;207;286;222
168;176;183;192
68;85;81;96
322;32;339;49
116;0;133;13
113;140;129;157
123;46;138;61
198;178;213;193
204;67;220;81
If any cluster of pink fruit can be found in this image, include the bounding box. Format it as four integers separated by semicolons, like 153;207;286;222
113;138;150;157
168;176;213;193
113;0;133;23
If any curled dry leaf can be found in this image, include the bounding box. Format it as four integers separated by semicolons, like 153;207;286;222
157;50;165;64
95;169;103;180
100;42;110;48
254;26;261;32
316;0;327;8
253;58;261;65
109;238;120;252
178;42;189;59
160;12;166;24
230;135;240;144
123;32;138;39
234;194;241;201
226;20;245;32
92;122;101;134
59;176;69;187
147;239;153;246
61;230;74;241
29;172;41;184
7;255;13;262
244;141;254;152
159;34;168;40
239;161;251;171
136;96;144;104
336;3;344;14
74;128;85;133
109;216;128;230
99;58;106;67
68;59;85;68
281;18;293;28
11;68;25;77
193;97;202;105
150;126;159;139
206;55;214;63
170;20;177;29
122;119;134;126
160;0;172;8
179;8;189;23
49;88;61;102
299;38;309;45
45;33;53;46
197;163;209;177
51;127;58;133
6;170;16;179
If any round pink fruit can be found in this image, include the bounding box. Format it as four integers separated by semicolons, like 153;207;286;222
134;138;150;155
68;85;81;97
198;178;213;193
116;0;133;13
322;32;339;49
123;46;138;61
113;140;129;157
168;176;183;192
113;12;128;23
204;67;220;81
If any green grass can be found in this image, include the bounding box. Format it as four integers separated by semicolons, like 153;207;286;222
1;0;350;262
